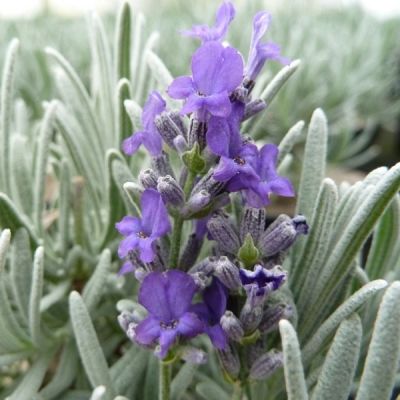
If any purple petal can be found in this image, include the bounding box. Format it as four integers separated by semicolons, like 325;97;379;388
157;329;178;358
167;76;196;99
118;234;139;258
118;261;135;275
151;198;172;238
139;272;172;320
141;130;163;157
269;177;295;197
203;92;232;117
122;131;146;155
138;237;156;263
135;316;161;345
203;278;227;320
258;144;279;180
207;324;228;349
250;11;272;53
142;91;166;129
192;42;243;95
115;216;142;236
214;157;239;182
178;312;204;338
180;93;204;116
140;189;170;237
165;271;197;318
206;117;231;157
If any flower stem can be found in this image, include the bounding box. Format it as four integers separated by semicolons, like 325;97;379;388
159;361;171;400
232;383;243;400
168;171;196;268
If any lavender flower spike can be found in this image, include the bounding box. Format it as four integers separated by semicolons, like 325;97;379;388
181;1;235;43
167;41;244;121
246;12;290;81
116;189;171;264
134;271;203;359
122;91;166;156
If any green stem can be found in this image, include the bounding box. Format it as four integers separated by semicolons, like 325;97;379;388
159;361;171;400
168;171;196;268
232;383;243;400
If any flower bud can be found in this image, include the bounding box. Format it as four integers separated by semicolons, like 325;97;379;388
180;347;208;364
243;99;266;121
134;267;148;282
207;214;240;255
240;302;263;333
188;257;216;275
220;311;244;342
155;111;185;149
258;215;308;257
259;303;293;334
191;169;226;198
118;311;139;332
240;207;266;243
184;190;211;215
151;151;175;178
190;271;212;290
249;350;283;380
179;233;203;270
188;117;207;150
173;135;188;154
218;345;240;378
213;256;241;290
157;175;184;206
139;168;158;189
126;322;137;342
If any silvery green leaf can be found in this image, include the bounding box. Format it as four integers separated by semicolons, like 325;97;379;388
114;1;132;82
143;355;159;400
90;386;106;400
115;79;133;145
302;279;387;365
82;249;111;313
10;228;32;320
355;282;400;400
131;13;145;83
58;159;71;256
39;341;79;399
291;178;337;307
279;320;309;400
146;50;173;90
0;193;38;246
110;347;148;395
311;314;362;400
277;120;305;165
365;195;400;280
6;354;51;400
296;108;328;221
0;39;19;194
69;291;115;399
40;281;70;312
29;247;44;346
171;362;197;400
33;101;57;236
195;381;230;400
0;350;33;367
124;99;142;132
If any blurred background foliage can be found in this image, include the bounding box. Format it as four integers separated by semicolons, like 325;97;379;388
1;0;399;170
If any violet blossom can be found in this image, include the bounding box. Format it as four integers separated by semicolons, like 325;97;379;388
116;189;171;264
134;271;203;358
246;11;290;82
181;1;235;43
122;91;166;156
191;278;228;349
167;41;244;121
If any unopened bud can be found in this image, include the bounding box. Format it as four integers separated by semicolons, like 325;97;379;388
242;99;266;121
220;311;244;342
191;169;226;198
189;257;216;275
249;350;283;380
213;256;241;290
118;311;139;332
157;175;184;206
240;207;266;243
240;302;263;333
207;214;240;255
184;190;211;215
259;303;293;334
173;135;188;154
188;117;207;150
180;233;203;270
134;267;148;282
218;345;240;378
155;111;185;149
258;215;308;257
190;271;212;290
139;168;158;189
180;347;208;364
126;322;137;342
151;151;175;178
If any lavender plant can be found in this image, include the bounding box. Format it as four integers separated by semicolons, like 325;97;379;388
1;2;400;400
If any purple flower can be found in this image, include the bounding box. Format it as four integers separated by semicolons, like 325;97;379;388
116;189;171;263
134;271;203;358
181;1;235;43
207;104;259;186
191;278;228;349
122;91;166;156
167;41;244;121
246;12;290;81
240;264;286;305
243;144;295;207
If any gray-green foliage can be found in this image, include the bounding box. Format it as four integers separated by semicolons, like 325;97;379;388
0;2;400;399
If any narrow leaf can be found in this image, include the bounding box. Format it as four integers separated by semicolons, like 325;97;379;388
114;1;132;82
171;362;197;400
278;120;305;164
